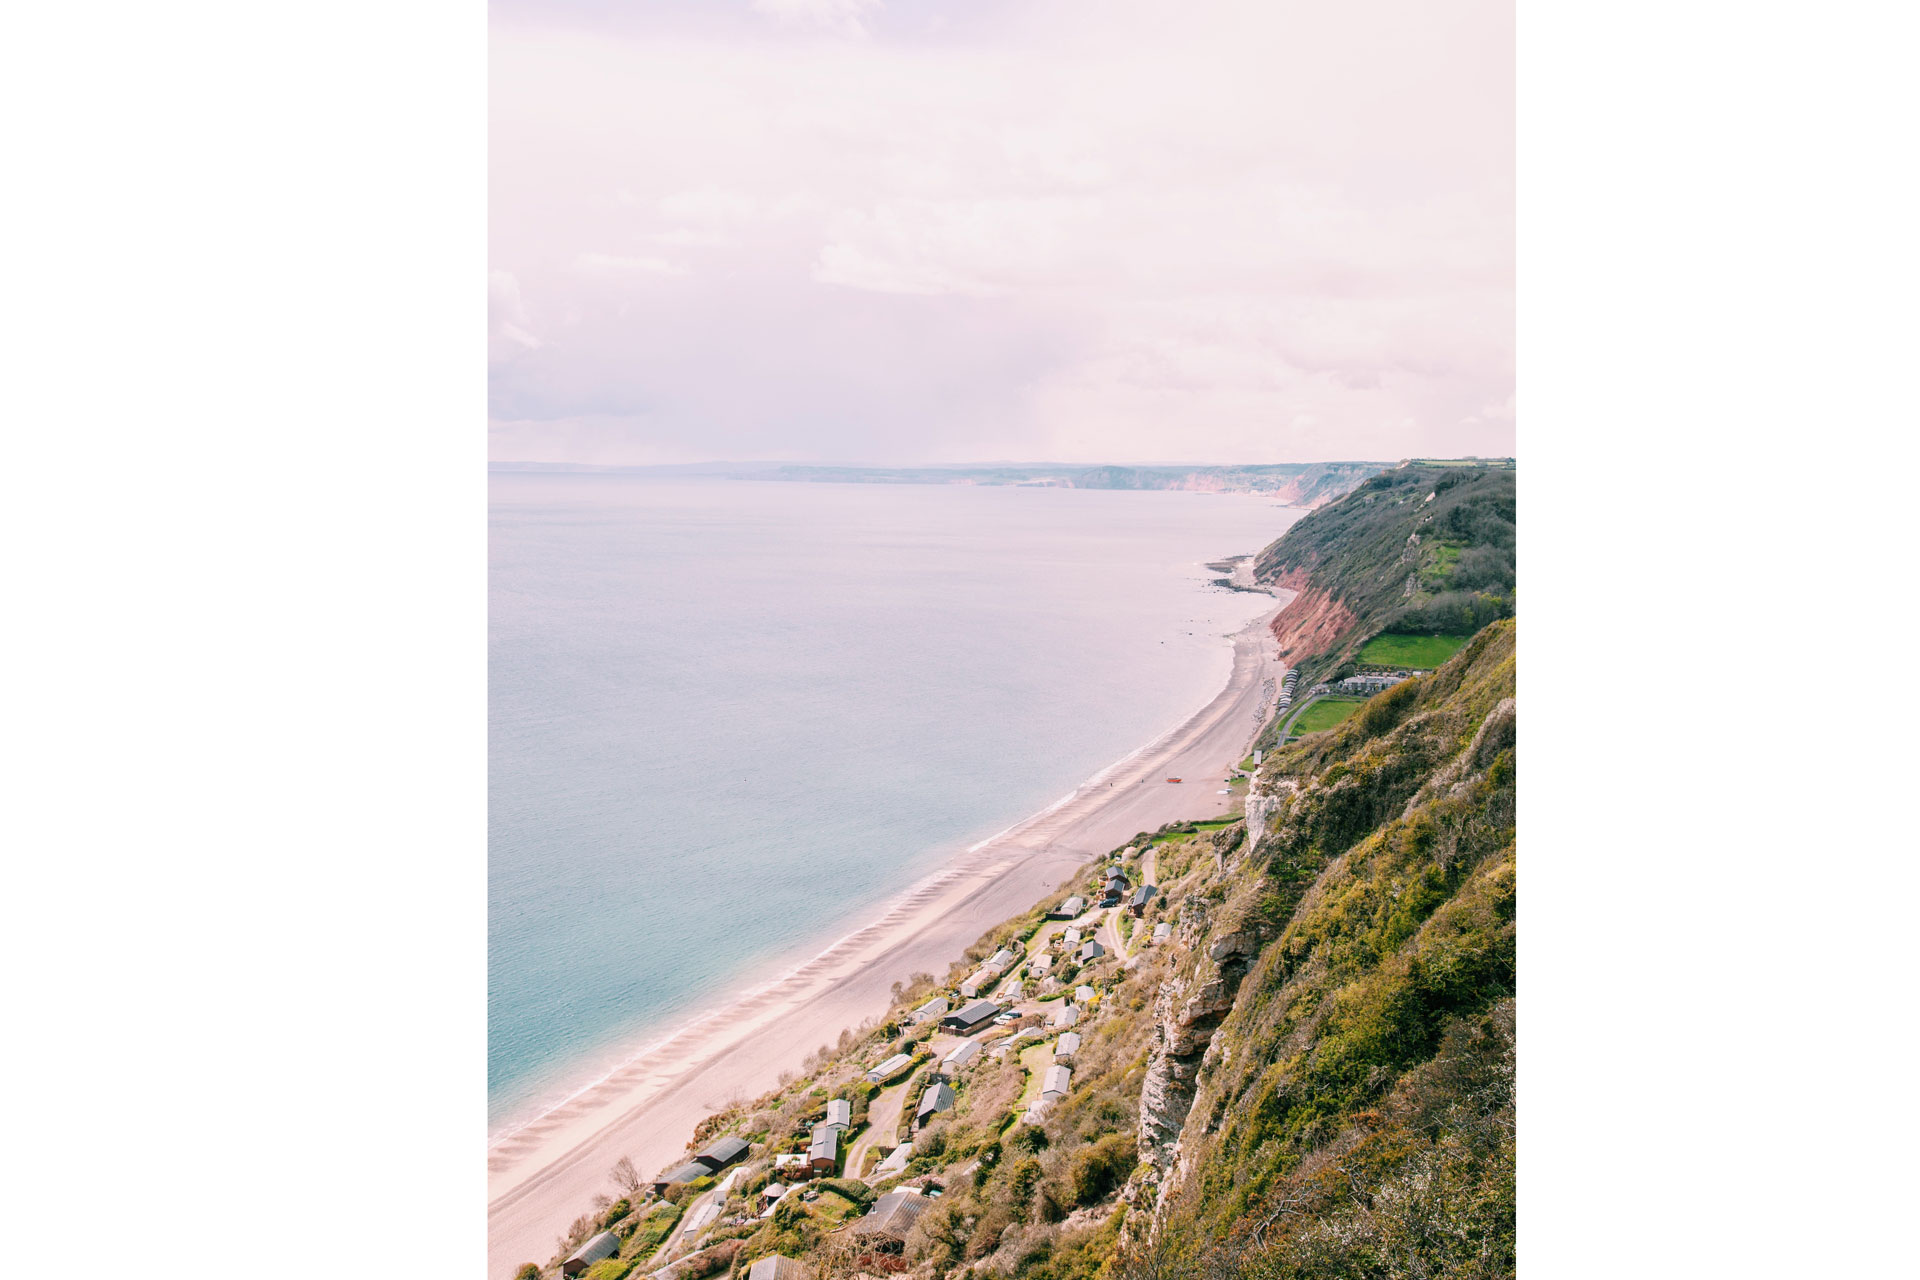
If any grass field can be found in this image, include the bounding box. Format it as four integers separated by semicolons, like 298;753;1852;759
1290;697;1365;734
1356;632;1472;669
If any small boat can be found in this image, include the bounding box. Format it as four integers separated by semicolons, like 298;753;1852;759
1166;777;1182;783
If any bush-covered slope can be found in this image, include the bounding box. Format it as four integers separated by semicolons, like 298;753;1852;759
1252;466;1516;689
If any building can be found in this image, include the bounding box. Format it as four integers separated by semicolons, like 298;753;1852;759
749;1256;814;1280
1053;1031;1081;1062
808;1123;840;1174
653;1161;710;1195
1042;1064;1073;1101
824;1099;853;1131
909;996;949;1025
695;1135;750;1172
1078;940;1106;963
940;999;1002;1034
1152;922;1172;943
1047;895;1086;920
1075;984;1095;1003
564;1231;620;1277
1104;873;1130;896
1062;927;1082;946
874;1142;913;1176
1128;884;1159;917
984;948;1016;972
686;1201;722;1233
850;1189;929;1250
1030;954;1053;975
1050;1002;1079;1029
959;968;996;999
916;1081;955;1128
1002;979;1024;1001
1335;673;1406;696
866;1052;914;1083
942;1038;980;1071
772;1152;811;1180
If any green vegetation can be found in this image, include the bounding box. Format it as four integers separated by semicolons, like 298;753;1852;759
1288;697;1363;734
1252;463;1515;730
1355;631;1473;669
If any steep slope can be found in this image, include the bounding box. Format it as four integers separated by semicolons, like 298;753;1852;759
1253;465;1516;690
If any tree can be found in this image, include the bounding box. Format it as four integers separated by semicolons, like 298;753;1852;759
610;1155;644;1199
514;1266;541;1280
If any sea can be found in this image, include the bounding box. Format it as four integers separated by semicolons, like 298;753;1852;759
488;475;1304;1132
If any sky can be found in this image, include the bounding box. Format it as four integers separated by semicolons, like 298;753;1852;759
490;0;1513;466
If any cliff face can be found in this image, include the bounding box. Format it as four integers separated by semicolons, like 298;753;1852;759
1266;569;1358;666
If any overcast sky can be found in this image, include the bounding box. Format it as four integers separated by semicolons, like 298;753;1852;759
490;0;1513;466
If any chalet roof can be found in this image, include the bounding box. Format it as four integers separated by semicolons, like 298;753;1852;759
698;1135;750;1167
1079;941;1106;961
1054;1031;1081;1056
1130;885;1158;907
1043;1064;1073;1097
659;1161;709;1186
943;1039;979;1067
825;1099;853;1128
857;1189;929;1240
809;1126;839;1161
944;999;1000;1026
566;1231;620;1271
917;1081;955;1119
749;1256;815;1280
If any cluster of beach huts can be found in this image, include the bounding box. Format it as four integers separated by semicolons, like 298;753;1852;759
566;852;1191;1279
1275;666;1299;721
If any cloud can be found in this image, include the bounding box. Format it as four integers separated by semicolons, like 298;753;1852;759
490;0;1513;464
573;252;689;277
750;0;883;36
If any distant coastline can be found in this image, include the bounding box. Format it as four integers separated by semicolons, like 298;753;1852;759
488;461;1395;509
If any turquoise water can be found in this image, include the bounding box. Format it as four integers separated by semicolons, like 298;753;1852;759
488;476;1300;1128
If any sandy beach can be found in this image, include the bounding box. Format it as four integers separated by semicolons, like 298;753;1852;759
487;581;1293;1277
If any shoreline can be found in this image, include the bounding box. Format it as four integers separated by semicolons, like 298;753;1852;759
487;578;1294;1277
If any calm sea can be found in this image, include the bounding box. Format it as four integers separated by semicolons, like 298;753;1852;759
489;476;1302;1128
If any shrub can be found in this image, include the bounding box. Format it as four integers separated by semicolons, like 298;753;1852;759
514;1267;541;1280
1068;1132;1136;1206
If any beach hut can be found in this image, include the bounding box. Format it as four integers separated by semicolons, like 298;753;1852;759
916;1081;955;1128
1043;1064;1073;1101
1128;885;1159;917
959;968;995;999
1050;1002;1079;1029
808;1123;841;1174
985;948;1015;972
1062;927;1082;946
1078;941;1106;963
1075;985;1095;1003
910;996;950;1025
695;1135;750;1172
1030;954;1053;975
1053;1031;1081;1063
1048;895;1086;920
942;1038;980;1071
824;1098;853;1131
850;1189;929;1249
685;1201;722;1233
564;1231;620;1277
772;1152;811;1180
866;1052;914;1083
1002;979;1025;1001
940;999;1001;1034
653;1161;710;1195
874;1142;913;1176
1152;922;1172;943
749;1256;814;1280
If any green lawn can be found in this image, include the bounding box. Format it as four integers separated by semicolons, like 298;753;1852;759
1290;698;1365;734
1356;632;1472;669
